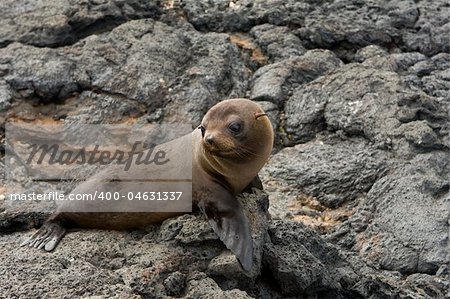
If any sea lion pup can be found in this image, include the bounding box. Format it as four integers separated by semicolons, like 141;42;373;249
20;98;274;271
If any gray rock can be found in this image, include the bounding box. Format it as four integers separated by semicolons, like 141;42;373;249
405;273;449;298
0;19;249;125
431;53;450;71
70;19;248;122
284;64;449;151
185;277;253;299
422;72;450;99
175;216;219;244
0;230;135;298
180;0;449;57
354;45;388;63
261;139;386;207
297;0;448;57
158;214;193;242
387;0;419;29
350;269;449;299
283;78;328;144
207;251;249;283
352;152;449;275
409;60;436;77
401;120;441;149
0;81;12;111
163;30;250;124
0;198;55;234
261;219;449;298
1;43;89;100
0;0;161;47
263;220;342;296
362;52;427;72
71;20;191;105
418;55;450;99
296;1;395;57
163;271;187;297
64;91;146;124
181;0;308;32
402;1;450;56
250;50;342;106
250;24;306;62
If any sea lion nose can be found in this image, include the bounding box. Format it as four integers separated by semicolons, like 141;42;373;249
205;135;214;145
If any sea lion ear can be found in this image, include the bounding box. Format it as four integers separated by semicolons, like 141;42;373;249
254;112;267;120
196;187;253;271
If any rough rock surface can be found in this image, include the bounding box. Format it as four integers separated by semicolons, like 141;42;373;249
352;152;449;275
1;19;249;125
250;49;343;106
284;63;448;149
0;0;161;47
262;138;387;208
1;0;449;298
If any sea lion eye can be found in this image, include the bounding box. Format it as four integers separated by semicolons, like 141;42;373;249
228;122;242;134
198;125;206;137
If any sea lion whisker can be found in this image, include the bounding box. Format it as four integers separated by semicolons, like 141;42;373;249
254;112;267;120
235;145;262;158
231;149;247;159
231;147;260;162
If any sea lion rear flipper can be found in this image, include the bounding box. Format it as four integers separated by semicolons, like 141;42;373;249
197;188;253;271
20;221;66;251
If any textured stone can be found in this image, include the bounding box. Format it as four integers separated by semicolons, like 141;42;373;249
250;50;342;105
284;64;449;151
0;19;249;125
263;220;342;296
250;24;306;62
181;0;308;32
262;139;386;207
163;271;187;297
0;81;12;112
353;152;449;275
186;277;253;299
0;0;161;47
354;45;388;62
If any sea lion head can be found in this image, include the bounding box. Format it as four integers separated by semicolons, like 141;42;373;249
198;98;273;164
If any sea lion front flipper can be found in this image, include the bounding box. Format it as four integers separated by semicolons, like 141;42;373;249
197;187;253;271
242;175;263;193
20;221;66;251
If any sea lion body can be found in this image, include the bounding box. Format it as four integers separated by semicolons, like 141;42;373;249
21;99;274;270
51;133;194;230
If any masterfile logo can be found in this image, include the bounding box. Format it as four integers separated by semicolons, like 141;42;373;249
5;123;193;213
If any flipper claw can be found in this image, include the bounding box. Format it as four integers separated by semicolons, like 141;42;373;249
20;222;66;251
